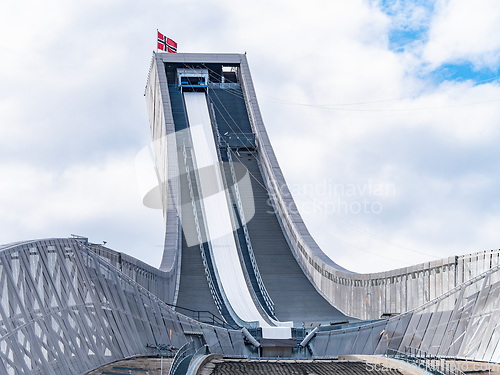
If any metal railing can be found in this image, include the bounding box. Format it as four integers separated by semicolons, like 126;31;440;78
208;99;275;321
221;133;256;149
386;347;466;375
182;139;227;322
405;346;468;375
147;344;177;375
226;148;275;317
208;82;240;89
181;136;256;330
169;341;196;375
166;302;237;330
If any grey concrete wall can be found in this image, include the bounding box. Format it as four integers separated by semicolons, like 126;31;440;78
145;53;181;283
89;243;176;305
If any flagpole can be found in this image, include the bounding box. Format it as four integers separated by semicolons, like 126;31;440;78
156;29;158;53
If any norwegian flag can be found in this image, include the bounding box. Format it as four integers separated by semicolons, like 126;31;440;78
157;31;177;53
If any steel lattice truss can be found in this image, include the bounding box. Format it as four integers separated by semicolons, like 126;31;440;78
0;239;244;375
2;237;500;373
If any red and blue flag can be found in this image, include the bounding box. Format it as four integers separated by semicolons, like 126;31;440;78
157;31;177;53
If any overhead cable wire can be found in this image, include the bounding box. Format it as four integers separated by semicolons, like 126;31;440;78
206;67;440;259
210;100;411;266
260;96;500;112
259;74;500;108
206;81;438;261
201;63;500;114
209;82;422;252
203;64;500;118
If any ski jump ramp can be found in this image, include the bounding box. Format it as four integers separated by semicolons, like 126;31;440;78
143;52;500;359
1;52;500;373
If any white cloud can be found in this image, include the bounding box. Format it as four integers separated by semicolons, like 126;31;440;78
0;154;165;267
1;0;500;274
423;0;500;70
381;0;434;31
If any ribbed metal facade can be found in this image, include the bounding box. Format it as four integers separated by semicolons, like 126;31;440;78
0;239;244;375
309;260;500;360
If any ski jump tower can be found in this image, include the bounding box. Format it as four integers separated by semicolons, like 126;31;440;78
1;52;500;374
145;51;500;359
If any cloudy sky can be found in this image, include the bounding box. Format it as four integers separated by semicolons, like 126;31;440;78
1;0;500;273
